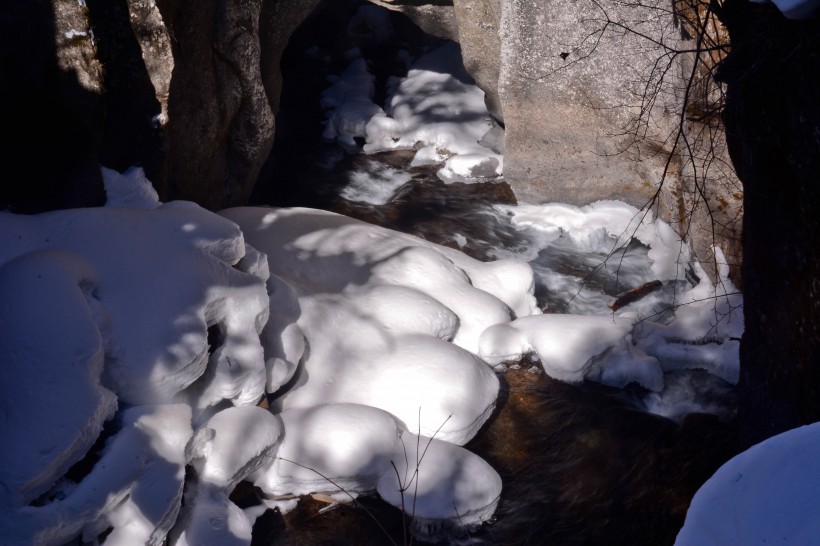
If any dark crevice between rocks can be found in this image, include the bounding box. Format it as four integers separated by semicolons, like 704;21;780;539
0;0;105;213
84;0;165;182
28;418;119;507
250;0;448;209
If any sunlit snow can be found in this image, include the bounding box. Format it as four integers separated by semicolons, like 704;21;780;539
0;23;756;543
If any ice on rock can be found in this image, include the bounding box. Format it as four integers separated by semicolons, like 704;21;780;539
341;163;413;205
0;250;118;508
252;404;404;498
0;204;269;407
478;314;664;390
0;405;192;546
377;431;502;538
585;341;665;392
410;145;445;167
633;249;743;384
499;200;692;281
437;154;500;183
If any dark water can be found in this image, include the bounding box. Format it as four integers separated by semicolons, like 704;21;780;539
242;2;741;543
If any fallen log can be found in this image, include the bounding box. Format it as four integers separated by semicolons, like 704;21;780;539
609;280;663;312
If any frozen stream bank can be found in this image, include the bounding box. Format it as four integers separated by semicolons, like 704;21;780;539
0;3;756;546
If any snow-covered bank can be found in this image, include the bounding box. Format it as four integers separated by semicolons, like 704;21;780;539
0;164;748;544
0;24;752;539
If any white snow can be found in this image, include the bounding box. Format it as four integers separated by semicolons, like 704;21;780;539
377;430;503;536
174;406;282;546
0;203;269;408
252;403;502;534
172;485;254;546
363;42;502;178
320;58;384;151
1;22;754;542
189;406;282;491
102;165;161;209
675;421;820;545
0;404;192;546
320;39;503;188
0;249;118;509
253;403;403;498
219;206;520;444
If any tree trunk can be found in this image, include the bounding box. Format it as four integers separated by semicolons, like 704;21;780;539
717;0;820;447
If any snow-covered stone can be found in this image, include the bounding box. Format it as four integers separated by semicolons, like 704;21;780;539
0;249;118;509
189;406;283;491
377;431;502;538
253;404;403;498
0;405;192;546
0;204;269;408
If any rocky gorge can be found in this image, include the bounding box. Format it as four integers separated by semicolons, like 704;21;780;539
2;0;819;544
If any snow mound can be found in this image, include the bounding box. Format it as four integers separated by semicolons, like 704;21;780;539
189;406;283;491
175;407;281;546
478;313;664;391
253;404;403;498
253;403;502;540
220;206;535;444
675;421;820;545
0;405;192;546
377;430;502;539
0;204;269;408
0;249;118;508
102;165;160;209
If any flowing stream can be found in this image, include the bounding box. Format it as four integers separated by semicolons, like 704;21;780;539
244;3;741;543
